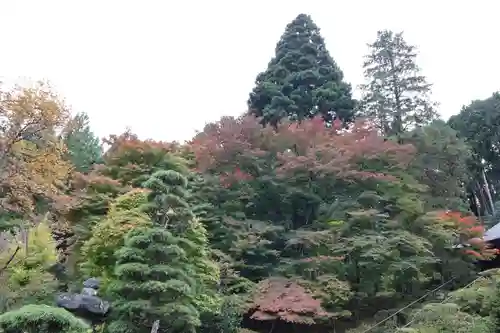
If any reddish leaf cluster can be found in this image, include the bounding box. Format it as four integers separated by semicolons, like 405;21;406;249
102;131;188;186
191;116;269;172
438;211;485;238
463;248;500;258
71;171;125;194
249;278;330;325
437;211;494;260
219;168;254;188
191;116;415;184
103;131;181;165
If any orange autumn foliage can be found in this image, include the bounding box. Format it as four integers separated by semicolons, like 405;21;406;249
437;211;494;260
437;211;484;237
191;115;415;186
102;131;188;186
103;131;181;161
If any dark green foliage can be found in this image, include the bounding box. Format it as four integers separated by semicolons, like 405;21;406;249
187;173;255;297
107;227;200;333
187;173;236;250
449;269;500;317
493;280;500;333
143;169;221;313
229;219;284;282
449;93;500;174
400;120;471;211
449;92;500;216
62;112;103;172
199;296;244;333
142;169;192;229
404;303;493;333
359;30;438;136
0;304;88;333
248;13;356;126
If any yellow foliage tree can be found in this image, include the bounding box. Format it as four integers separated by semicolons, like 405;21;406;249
0;80;74;219
0;217;59;311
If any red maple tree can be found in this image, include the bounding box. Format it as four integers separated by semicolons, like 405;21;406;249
190;115;415;186
436;211;497;260
248;278;330;325
102;131;188;186
104;131;181;164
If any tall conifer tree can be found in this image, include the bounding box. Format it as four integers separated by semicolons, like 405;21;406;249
62;112;102;172
107;227;200;333
143;169;220;313
248;14;356;127
359;30;438;136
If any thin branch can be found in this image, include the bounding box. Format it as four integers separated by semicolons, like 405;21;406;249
0;245;20;276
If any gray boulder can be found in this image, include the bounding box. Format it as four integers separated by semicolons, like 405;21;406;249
56;293;110;316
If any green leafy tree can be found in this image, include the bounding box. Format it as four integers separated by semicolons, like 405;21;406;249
62;112;102;172
492;278;500;333
449;93;500;176
329;205;439;300
400;120;471;210
0;219;59;311
80;189;152;284
449;268;500;317
402;303;493;333
199;295;244;333
448;92;500;217
248;13;356;126
187;173;255;299
187;173;239;253
63;169;126;281
359;30;438;136
192;115;479;323
106;227;200;333
0;304;88;333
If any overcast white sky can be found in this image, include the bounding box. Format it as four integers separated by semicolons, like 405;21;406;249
0;1;499;142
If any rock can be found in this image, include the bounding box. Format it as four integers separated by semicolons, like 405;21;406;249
83;278;101;289
55;293;110;316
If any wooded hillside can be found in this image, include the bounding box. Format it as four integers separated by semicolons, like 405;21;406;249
0;13;499;333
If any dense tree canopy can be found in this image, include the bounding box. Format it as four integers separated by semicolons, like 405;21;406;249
0;81;74;223
107;227;200;333
449;93;500;219
0;13;498;333
248;14;356;127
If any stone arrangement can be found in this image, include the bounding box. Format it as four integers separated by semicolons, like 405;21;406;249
55;277;111;325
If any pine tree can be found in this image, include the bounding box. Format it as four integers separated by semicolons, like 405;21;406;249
107;227;200;333
62;112;103;172
142;169;193;230
248;13;356;127
143;170;220;313
359;30;438;136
